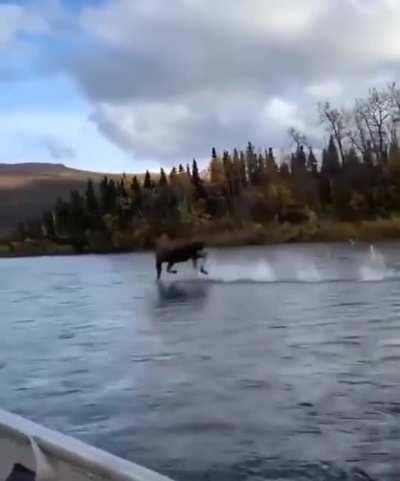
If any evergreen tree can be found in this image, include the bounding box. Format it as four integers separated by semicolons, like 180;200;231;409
307;148;318;174
192;159;201;186
118;178;127;197
232;149;242;195
178;164;185;174
107;179;117;211
297;145;307;169
55;197;70;235
42;211;56;238
322;135;341;177
186;163;191;178
256;151;266;184
239;151;248;187
144;170;153;189
159;168;168;187
246;141;257;185
99;176;109;212
131;176;142;208
169;166;177;183
266;148;278;175
85;179;98;214
210;152;225;185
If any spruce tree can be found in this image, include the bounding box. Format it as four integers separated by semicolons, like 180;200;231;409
85;179;98;214
159;168;168;187
169;166;177;183
107;179;117;211
131;176;142;207
42;211;56;238
266;147;278;175
322;135;340;177
239;151;248;187
144;170;153;189
307;148;318;174
99;176;109;212
192;159;201;186
246;141;257;184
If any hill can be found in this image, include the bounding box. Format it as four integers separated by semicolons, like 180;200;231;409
0;163;141;237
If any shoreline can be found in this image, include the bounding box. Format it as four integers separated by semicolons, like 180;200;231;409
1;219;400;259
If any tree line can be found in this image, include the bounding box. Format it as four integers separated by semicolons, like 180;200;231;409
15;84;400;250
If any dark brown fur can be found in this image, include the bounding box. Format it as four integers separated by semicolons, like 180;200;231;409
155;240;208;279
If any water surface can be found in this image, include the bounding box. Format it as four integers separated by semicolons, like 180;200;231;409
1;243;400;480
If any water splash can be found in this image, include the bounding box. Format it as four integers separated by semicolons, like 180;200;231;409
199;246;399;284
207;259;277;283
294;261;321;282
359;245;389;281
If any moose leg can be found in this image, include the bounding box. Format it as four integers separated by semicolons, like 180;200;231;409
156;261;162;280
167;262;178;274
197;252;208;275
192;257;198;269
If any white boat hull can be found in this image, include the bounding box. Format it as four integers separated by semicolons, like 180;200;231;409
0;409;173;481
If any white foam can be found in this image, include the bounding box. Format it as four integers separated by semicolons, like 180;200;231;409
359;246;388;281
208;259;276;283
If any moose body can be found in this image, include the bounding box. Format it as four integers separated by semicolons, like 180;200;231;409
155;240;208;279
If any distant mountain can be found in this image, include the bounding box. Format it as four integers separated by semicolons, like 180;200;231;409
0;163;141;236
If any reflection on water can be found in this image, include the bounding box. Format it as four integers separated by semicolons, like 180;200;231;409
156;281;210;307
1;244;400;480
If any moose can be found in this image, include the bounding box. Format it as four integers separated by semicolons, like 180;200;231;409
155;239;208;280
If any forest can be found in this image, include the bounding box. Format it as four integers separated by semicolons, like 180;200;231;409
8;84;400;255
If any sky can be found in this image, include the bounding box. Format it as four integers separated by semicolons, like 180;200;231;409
1;0;400;173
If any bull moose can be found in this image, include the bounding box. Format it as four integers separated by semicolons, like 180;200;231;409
155;239;208;279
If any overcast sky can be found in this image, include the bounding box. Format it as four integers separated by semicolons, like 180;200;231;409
1;0;400;172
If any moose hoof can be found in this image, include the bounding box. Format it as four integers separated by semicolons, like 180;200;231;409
200;267;208;275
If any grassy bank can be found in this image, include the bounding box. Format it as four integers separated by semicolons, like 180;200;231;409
1;218;400;258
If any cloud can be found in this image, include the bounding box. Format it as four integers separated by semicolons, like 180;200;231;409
41;136;76;160
5;0;400;166
0;4;49;49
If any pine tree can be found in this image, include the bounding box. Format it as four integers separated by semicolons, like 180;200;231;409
131;176;142;207
232;149;242;195
118;178;127;197
192;158;201;186
239;151;248;186
210;152;225;185
186;163;191;178
297;145;307;169
69;190;85;235
223;150;234;214
256;151;266;184
307;148;318;174
266;147;278;175
85;179;98;214
159;168;168;187
107;179;117;211
246;141;257;184
144;170;153;189
99;176;109;212
55;197;70;235
169;166;177;183
178;164;185;174
322;136;340;177
42;211;56;238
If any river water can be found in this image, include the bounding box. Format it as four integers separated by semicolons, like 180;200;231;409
1;243;400;480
